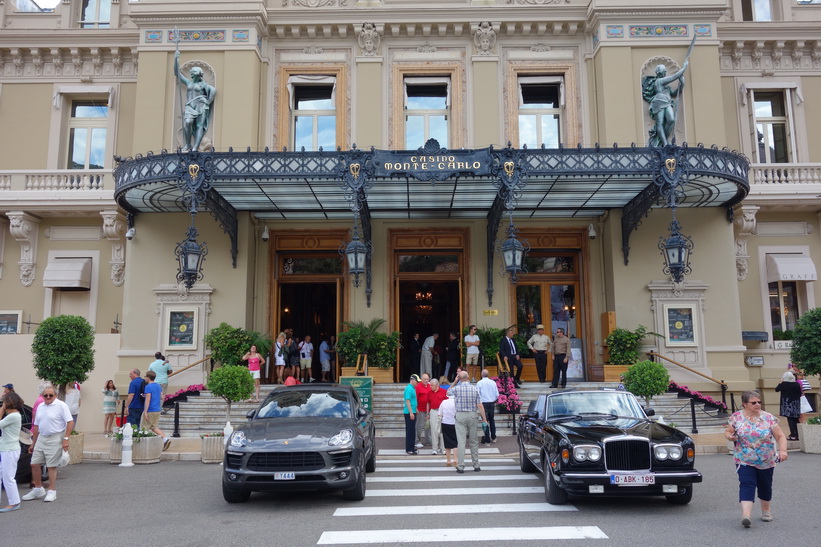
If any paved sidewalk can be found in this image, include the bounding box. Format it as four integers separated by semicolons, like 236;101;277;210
81;430;744;463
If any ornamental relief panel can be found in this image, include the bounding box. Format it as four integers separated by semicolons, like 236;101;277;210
0;47;138;80
720;40;821;72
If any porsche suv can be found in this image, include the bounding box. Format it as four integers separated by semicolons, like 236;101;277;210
222;384;376;503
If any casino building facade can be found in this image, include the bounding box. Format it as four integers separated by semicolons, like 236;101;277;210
1;0;819;429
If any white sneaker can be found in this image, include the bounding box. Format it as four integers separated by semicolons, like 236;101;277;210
44;490;57;502
415;443;423;448
22;487;46;501
431;450;437;455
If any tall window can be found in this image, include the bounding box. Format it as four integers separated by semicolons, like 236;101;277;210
80;0;111;28
518;77;563;148
769;281;798;334
404;78;450;148
741;0;773;21
288;76;336;151
753;91;792;163
67;100;108;169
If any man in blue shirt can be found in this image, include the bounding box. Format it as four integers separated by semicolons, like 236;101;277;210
319;336;335;383
141;371;171;451
124;369;144;426
403;374;420;455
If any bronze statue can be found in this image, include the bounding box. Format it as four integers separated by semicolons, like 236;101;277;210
642;61;688;147
174;51;216;152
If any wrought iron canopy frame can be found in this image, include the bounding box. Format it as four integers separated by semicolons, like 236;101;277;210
114;142;749;301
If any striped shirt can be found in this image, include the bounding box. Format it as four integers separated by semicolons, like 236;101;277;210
449;381;480;412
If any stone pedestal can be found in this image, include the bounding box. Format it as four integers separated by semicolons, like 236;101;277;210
201;435;225;464
68;432;84;464
798;423;821;453
110;435;162;464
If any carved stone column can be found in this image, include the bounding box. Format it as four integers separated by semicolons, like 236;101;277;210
7;211;40;287
101;210;126;286
733;205;759;281
0;216;7;280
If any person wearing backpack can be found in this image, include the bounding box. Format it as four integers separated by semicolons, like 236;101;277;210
124;369;145;426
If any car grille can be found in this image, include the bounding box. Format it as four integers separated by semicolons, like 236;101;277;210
330;451;353;467
246;452;325;471
605;439;651;471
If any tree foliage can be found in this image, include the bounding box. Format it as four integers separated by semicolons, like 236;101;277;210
623;359;670;404
207;364;255;418
337;318;401;369
31;315;95;399
790;308;821;379
204;322;258;367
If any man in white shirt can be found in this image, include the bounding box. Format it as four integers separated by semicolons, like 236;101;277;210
299;335;314;383
23;386;74;503
421;333;438;378
464;325;480;382
476;369;499;444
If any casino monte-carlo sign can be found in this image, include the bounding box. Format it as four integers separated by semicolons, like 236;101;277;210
373;146;492;181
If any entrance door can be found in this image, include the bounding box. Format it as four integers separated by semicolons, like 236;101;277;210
275;281;339;382
398;280;461;381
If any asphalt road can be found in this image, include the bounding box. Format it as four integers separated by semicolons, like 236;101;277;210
3;446;819;546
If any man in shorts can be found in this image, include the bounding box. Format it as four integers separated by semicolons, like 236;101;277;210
299;335;314;383
464;325;481;382
141;371;171;451
22;386;73;503
319;336;334;383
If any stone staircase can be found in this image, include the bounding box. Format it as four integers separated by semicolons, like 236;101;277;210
158;383;728;438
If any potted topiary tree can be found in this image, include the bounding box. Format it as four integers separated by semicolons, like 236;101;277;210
337;319;401;382
790;308;821;453
31;314;95;458
205;364;255;462
623;359;670;406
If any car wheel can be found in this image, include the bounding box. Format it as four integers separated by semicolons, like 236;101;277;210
543;460;568;505
222;479;251;503
519;442;537;473
665;485;693;505
365;446;376;473
342;467;366;501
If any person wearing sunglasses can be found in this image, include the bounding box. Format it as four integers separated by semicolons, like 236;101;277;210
22;386;74;503
724;390;788;528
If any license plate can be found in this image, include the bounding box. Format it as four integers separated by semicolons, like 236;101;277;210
274;472;295;480
610;474;655;486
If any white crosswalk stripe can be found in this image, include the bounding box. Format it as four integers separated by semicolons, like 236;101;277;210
317;451;609;543
378;448;500;455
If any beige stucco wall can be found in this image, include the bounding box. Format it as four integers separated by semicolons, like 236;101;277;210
803;76;821;163
354;61;383;148
472;60;501;148
0;84;52;169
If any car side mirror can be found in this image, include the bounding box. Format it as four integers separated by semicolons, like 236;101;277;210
526;409;538;418
246;409;256;419
357;407;369;419
644;407;655;417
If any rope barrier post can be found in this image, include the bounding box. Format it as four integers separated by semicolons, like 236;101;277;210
721;382;727;408
172;401;181;438
731;392;737;413
690;398;699;434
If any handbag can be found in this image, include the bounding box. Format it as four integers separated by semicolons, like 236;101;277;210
800;395;812;414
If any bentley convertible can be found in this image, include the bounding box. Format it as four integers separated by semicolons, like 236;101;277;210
518;389;702;505
222;384;376;503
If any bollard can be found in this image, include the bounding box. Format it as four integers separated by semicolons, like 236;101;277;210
119;424;135;467
223;421;233;446
172;401;180;438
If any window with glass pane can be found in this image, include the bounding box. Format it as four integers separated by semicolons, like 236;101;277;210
80;0;111;28
397;255;459;273
524;255;575;274
282;256;342;275
292;85;336;151
67;100;108;169
753;91;791;163
405;82;449;149
550;284;577;337
517;285;543;350
518;82;561;148
741;0;773;21
769;281;799;333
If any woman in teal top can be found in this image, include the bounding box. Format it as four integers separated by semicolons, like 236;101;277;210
0;392;23;511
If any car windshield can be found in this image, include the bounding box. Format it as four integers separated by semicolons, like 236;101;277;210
547;392;645;419
257;390;352;419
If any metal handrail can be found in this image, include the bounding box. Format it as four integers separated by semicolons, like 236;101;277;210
647;351;729;409
167;355;211;378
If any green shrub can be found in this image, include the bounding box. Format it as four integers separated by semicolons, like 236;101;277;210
204;322;257;367
605;325;659;365
31;315;95;400
807;415;821;425
207;364;255;418
623;359;670;404
337;319;401;369
791;308;821;380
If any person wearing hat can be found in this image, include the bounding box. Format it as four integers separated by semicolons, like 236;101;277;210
527;325;552;383
0;383;13;403
0;392;24;512
403;375;420;455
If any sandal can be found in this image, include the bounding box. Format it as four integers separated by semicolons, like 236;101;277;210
761;511;773;522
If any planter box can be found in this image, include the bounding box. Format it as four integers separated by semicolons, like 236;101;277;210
109;435;163;464
369;367;395;384
339;367;359;377
68;432;84;465
798;423;821;454
603;365;630;382
201;436;226;464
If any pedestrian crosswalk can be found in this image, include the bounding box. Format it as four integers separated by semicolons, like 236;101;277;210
315;447;609;544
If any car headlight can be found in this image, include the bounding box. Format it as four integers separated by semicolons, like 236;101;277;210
654;444;683;461
328;429;353;446
572;445;602;462
229;431;247;448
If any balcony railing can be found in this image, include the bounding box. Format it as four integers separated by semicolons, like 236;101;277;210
0;170;110;191
749;163;821;186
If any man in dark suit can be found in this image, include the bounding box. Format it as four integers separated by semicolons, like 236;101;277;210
498;328;523;387
408;332;422;379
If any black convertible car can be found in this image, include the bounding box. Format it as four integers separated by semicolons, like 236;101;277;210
222;384;376;503
518;390;702;505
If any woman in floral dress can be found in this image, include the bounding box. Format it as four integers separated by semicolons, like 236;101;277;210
724;390;788;528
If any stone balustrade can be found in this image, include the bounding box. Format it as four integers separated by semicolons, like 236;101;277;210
749;163;821;186
0;170;109;191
